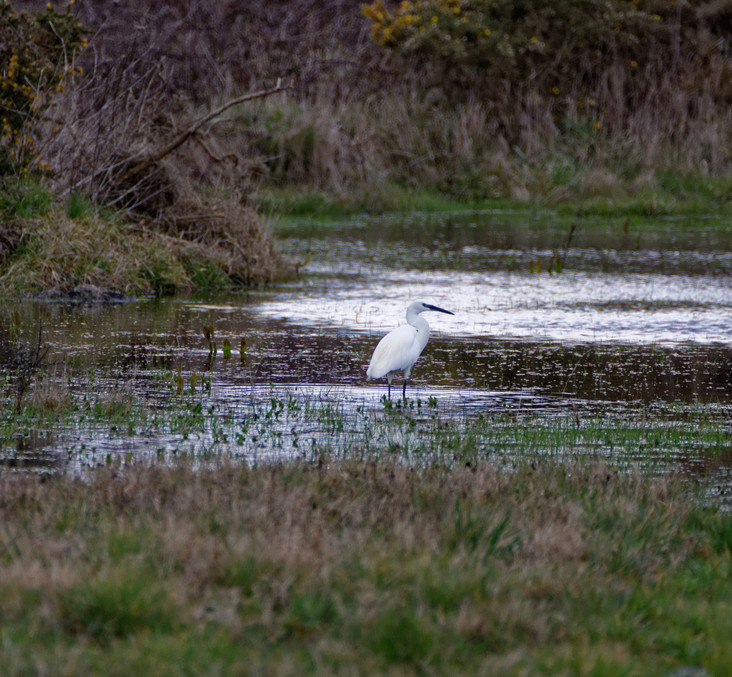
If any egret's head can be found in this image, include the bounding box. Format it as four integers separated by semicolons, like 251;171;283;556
410;301;454;316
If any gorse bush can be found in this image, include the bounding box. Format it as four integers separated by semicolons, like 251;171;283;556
362;0;729;86
0;1;86;177
362;0;732;133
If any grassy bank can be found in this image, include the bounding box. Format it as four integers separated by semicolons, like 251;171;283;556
0;454;729;675
0;182;289;297
260;172;732;225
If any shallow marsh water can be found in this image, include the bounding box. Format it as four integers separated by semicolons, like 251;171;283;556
2;210;731;501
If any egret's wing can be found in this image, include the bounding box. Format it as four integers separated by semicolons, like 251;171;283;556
366;325;420;379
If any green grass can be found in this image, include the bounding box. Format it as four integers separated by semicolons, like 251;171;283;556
0;180;53;218
261;171;732;229
258;184;486;223
0;453;729;675
66;191;93;220
0;181;290;298
555;172;732;219
2;377;731;468
2;170;729;298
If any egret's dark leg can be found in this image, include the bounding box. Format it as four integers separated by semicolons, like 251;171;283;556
387;382;391;399
402;368;411;400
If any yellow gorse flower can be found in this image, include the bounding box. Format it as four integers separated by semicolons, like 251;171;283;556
1;2;87;176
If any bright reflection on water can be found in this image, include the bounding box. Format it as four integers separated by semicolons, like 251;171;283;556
2;211;731;502
253;269;732;346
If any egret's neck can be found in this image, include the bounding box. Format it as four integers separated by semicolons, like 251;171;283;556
406;309;430;336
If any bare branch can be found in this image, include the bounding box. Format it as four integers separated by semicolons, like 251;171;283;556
89;78;291;198
147;79;292;167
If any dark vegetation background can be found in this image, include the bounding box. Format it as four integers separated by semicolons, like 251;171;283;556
17;0;732;204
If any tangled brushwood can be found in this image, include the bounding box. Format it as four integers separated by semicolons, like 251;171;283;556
1;2;294;294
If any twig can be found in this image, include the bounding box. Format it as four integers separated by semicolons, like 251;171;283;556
561;222;578;265
194;136;238;165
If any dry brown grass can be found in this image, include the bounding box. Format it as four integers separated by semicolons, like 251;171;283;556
0;457;693;603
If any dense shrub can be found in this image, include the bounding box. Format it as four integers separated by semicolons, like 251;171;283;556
362;0;732;132
0;1;86;176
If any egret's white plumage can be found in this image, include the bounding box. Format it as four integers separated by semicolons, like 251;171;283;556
367;301;454;398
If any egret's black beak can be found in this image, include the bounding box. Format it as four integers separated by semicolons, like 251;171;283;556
425;304;454;315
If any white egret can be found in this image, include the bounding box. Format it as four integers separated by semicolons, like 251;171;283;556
366;301;454;399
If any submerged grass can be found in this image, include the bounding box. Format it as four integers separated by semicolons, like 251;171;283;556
2;378;731;475
0;453;729;675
